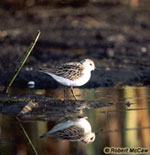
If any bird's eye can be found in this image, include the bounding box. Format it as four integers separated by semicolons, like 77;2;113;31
90;137;94;140
89;63;93;66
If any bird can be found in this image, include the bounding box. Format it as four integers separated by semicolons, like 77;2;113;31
40;117;95;144
39;59;95;100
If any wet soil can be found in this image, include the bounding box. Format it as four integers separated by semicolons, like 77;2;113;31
0;94;113;117
1;1;150;89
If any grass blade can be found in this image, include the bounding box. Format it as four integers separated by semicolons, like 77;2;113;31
5;30;40;94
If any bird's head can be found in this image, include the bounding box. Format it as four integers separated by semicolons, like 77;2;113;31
81;59;95;71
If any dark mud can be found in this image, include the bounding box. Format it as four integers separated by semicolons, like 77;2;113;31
1;1;150;89
0;94;113;118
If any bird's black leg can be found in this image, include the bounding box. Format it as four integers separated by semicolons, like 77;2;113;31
64;87;67;100
71;86;77;100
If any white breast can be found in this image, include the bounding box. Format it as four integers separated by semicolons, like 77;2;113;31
72;71;91;86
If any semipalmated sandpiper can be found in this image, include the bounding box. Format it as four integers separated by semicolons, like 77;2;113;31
40;117;95;144
39;59;95;100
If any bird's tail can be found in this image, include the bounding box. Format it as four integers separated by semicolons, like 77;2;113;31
40;133;46;138
40;132;50;138
38;67;53;74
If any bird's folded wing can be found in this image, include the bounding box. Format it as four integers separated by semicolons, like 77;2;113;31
39;62;84;81
52;125;85;141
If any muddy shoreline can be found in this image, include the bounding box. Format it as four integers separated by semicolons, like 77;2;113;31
0;2;150;89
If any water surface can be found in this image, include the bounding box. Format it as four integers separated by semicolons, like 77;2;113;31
0;86;150;155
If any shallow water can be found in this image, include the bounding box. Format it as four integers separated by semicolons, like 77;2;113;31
0;86;150;155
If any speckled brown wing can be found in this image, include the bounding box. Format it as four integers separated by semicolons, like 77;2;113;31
54;62;84;81
51;125;85;141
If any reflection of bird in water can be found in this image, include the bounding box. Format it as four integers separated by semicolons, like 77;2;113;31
39;59;95;100
40;117;95;144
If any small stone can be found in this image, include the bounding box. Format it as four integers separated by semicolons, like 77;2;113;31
141;47;147;53
107;48;114;58
27;81;35;89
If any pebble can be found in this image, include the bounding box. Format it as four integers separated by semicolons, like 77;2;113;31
27;81;35;89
